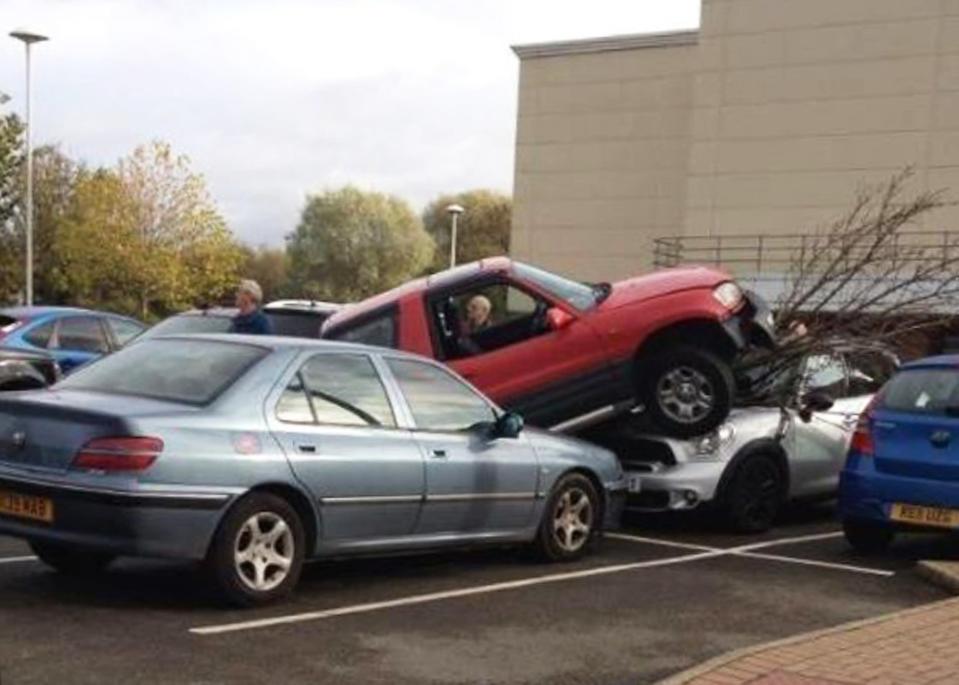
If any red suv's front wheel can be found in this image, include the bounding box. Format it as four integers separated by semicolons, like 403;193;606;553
638;346;734;438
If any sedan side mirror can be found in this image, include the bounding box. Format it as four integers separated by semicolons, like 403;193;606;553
492;412;524;439
546;307;574;332
798;390;834;423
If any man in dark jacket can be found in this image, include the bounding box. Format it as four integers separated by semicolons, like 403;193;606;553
230;280;273;335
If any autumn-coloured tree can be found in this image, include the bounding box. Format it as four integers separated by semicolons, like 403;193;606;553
287;186;434;302
422;189;511;272
240;245;291;302
51;141;243;319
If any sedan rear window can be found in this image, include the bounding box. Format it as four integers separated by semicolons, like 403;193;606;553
58;339;267;405
881;368;959;415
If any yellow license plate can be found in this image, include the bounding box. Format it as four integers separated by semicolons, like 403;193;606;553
889;502;959;529
0;490;54;523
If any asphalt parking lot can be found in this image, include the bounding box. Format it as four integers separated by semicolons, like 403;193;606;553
0;503;953;685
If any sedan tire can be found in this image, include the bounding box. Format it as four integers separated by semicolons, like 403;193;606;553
535;473;600;562
29;540;115;575
207;492;305;607
638;346;735;439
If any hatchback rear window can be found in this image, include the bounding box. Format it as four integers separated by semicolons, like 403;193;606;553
881;368;959;415
58;339;268;405
266;312;326;338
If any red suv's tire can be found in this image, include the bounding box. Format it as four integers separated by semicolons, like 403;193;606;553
638;346;734;438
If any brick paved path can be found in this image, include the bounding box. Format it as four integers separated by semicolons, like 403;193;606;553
659;597;959;685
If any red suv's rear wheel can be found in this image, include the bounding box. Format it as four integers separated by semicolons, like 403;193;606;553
638;346;734;438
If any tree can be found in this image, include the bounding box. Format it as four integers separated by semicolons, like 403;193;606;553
0;94;24;303
287;186;434;302
240;245;290;302
422;189;511;272
740;169;959;401
51;141;243;319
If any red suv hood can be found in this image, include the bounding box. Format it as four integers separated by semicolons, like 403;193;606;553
598;266;731;311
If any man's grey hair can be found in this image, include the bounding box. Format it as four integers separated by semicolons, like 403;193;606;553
238;279;263;304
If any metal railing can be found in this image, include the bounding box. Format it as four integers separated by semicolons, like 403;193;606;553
653;231;959;273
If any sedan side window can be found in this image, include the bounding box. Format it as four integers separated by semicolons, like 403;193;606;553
278;354;397;428
23;320;55;349
387;358;496;431
107;317;146;347
55;317;110;354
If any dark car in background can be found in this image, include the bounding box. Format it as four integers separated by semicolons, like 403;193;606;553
0;347;61;391
0;307;146;375
139;301;340;342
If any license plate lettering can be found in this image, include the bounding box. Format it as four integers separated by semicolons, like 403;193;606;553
891;503;959;529
0;490;54;523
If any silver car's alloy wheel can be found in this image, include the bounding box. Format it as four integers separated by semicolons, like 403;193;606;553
234;512;294;592
552;487;593;553
656;366;715;424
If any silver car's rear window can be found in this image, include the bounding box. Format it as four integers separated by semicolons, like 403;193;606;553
58;338;268;405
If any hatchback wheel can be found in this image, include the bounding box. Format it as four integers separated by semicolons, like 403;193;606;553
723;454;785;533
843;518;893;554
207;493;305;606
638;346;734;439
29;540;115;575
535;473;599;562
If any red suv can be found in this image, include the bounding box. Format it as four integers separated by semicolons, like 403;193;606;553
322;258;775;437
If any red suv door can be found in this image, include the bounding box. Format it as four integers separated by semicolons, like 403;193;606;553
426;275;617;428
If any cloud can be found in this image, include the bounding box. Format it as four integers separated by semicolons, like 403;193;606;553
1;0;699;244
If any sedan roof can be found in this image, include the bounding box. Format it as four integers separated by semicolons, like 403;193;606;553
151;332;428;362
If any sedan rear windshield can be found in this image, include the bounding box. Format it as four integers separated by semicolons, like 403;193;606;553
881;368;959;415
58;339;268;405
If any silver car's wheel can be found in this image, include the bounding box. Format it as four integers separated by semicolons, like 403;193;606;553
234;512;295;593
656;366;715;425
552;487;594;553
536;473;600;562
208;492;305;606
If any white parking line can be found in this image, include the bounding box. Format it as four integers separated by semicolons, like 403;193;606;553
0;555;37;565
609;531;893;577
191;550;724;636
743;551;893;577
191;530;890;636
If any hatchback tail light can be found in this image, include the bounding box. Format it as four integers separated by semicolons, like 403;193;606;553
72;437;164;472
849;393;883;458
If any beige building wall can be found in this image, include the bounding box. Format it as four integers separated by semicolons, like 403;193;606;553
512;0;959;281
512;33;698;281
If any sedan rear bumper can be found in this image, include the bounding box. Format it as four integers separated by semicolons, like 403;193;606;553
0;474;232;560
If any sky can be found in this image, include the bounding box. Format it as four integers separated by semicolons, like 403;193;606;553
0;0;700;246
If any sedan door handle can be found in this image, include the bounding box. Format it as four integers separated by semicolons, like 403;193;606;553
430;449;447;459
296;443;317;453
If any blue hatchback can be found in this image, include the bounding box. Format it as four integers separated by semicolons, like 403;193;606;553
840;355;959;552
0;307;146;375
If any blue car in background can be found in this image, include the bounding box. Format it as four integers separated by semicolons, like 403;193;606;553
0;307;146;374
840;355;959;552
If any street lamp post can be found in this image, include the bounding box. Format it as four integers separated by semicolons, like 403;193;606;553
9;28;49;307
446;203;464;268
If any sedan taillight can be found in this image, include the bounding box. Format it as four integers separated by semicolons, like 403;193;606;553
72;437;164;472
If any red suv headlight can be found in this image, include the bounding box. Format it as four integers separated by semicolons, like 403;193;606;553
712;282;744;310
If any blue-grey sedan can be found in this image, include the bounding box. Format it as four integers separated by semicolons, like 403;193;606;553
0;335;626;605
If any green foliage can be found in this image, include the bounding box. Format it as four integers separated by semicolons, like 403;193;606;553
287;186;435;301
422;189;512;272
241;245;291;302
0;96;24;302
50;141;243;319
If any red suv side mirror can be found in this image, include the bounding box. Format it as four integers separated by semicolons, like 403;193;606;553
546;307;574;331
